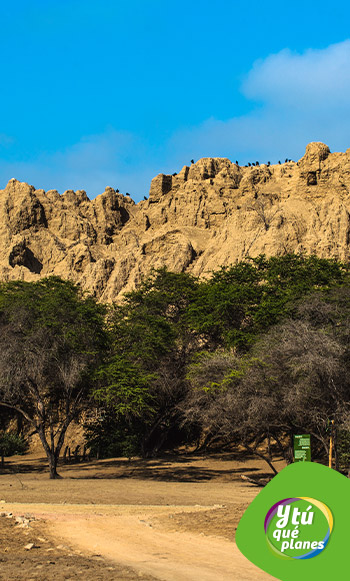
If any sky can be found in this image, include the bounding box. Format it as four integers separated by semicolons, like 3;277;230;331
1;0;350;201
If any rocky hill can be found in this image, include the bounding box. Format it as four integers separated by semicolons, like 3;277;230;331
1;141;350;302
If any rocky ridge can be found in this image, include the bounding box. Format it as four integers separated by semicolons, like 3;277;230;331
1;142;350;302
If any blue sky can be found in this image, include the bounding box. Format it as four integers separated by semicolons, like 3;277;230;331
1;0;350;201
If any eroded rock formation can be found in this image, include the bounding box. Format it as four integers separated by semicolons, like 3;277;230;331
2;142;350;301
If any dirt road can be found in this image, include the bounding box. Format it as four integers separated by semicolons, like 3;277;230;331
0;453;282;580
2;502;275;581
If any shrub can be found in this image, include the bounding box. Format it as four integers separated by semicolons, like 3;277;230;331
0;432;28;457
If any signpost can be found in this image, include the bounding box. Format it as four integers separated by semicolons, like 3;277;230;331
328;419;335;469
293;434;311;462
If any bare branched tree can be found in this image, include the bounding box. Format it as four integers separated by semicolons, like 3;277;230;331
0;278;106;478
181;316;350;474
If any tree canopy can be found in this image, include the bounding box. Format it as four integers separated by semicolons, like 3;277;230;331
93;255;350;462
2;254;350;474
0;277;107;478
183;284;350;472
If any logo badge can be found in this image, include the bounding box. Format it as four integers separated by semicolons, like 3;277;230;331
235;462;350;580
265;497;333;559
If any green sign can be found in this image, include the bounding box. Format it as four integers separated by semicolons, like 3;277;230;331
294;434;311;462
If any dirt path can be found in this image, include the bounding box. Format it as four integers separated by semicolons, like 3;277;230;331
0;453;283;579
2;502;276;581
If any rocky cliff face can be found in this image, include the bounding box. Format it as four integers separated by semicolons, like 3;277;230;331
2;142;350;302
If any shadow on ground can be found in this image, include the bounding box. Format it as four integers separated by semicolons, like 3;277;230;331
1;451;280;483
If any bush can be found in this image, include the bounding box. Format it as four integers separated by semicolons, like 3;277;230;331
0;432;28;457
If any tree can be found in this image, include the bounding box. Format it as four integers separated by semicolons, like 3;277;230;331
182;349;284;472
242;319;347;465
183;293;350;473
0;277;106;478
94;269;200;456
186;254;348;350
92;258;349;459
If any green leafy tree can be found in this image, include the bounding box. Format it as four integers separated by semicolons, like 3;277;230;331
0;277;107;478
187;254;348;349
84;410;142;459
92;257;349;458
94;269;200;456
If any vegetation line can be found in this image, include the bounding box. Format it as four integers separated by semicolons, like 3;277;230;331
1;254;350;477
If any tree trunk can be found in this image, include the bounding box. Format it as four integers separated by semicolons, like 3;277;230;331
48;452;62;479
0;403;74;479
36;421;72;479
272;433;292;464
74;445;80;463
149;431;168;457
243;443;278;475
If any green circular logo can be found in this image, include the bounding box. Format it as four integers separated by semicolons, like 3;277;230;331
264;497;333;559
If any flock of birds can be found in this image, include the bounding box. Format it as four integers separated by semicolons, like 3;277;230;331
188;158;294;167
119;157;295;202
240;158;294;167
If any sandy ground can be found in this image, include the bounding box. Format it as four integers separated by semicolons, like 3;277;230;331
0;514;154;581
0;453;282;580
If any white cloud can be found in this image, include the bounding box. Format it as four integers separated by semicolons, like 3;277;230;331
167;40;350;167
2;40;350;200
242;41;350;111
